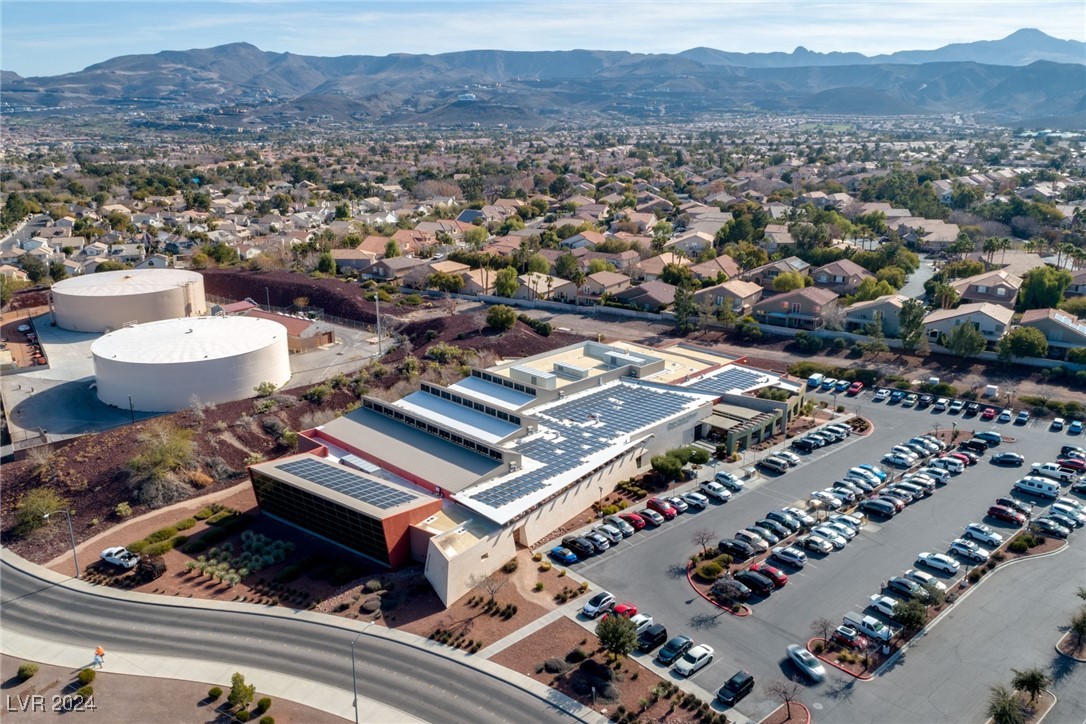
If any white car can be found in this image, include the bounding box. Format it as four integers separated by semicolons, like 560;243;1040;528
891;446;920;461
904;568;947;592
582;591;616;618
829;513;864;532
883;453;914;468
681;491;709;510
824;521;857;540
798;534;834;554
594;524;623;544
873;388;891;401
811;526;848;548
963;523;1003;547
17;324;32;333
916;552;961;574
868;594;899;618
998;409;1013;423
934;397;949;411
735;529;769;552
776;451;802;467
772;546;807;567
629;614;655;635
1052;418;1066;431
714;471;745;491
783;506;816;526
673;644;714;676
699;480;732;502
100;546;140;569
786;644;826;682
950;538;990;563
810;490;843;509
949;400;966;414
667;496;689;513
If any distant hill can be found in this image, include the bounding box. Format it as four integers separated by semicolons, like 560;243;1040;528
3;30;1084;126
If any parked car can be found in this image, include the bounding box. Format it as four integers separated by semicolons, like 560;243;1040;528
950;538;990;563
783;506;816;526
760;456;791;474
582;591;616;618
883;453;914;468
834;379;852;392
756;518;793;539
963;522;1004;547
860;463;890;480
873;388;891;401
786;644;826;682
749;561;789;587
640;508;666;526
716;670;755;706
847;381;865;395
986;505;1026;526
734;570;775;596
811;526;849;549
915;552;960;574
1070;420;1084;435
831;625;868;650
798;534;834;554
711;578;751;602
771;546;808;567
629;614;655;635
100;546;140;569
714;471;745;491
886;576;929;601
792;437;819;452
765;511;802;532
699;481;732;502
718;538;755;560
992;452;1025;466
667;496;689;514
549;546;579;565
619;512;647;530
656;635;694;665
1051;503;1086;527
934;397;949;411
1057;458;1086;472
1016;410;1031;424
965;402;981;416
904;568;947;592
563;536;596;558
605;515;635;537
1032;518;1071;539
829;513;865;531
611;602;637;618
583;531;611;552
681;492;709;510
1047;510;1081;531
776;451;802;467
673;644;715;677
903;393;919;407
647;498;678;520
595;524;623;544
995;497;1033;517
824;521;858;540
810;490;844;509
919;394;935;408
822;378;839;390
735;529;769;553
981;407;997;420
1052;418;1066;431
890;390;905;403
998;409;1013;423
1061;445;1086;458
975;431;1003;445
959;438;989;453
949;400;966;414
869;594;900;618
638;623;668;653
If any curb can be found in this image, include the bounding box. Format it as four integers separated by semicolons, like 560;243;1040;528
1055;632;1086;663
758;700;811;724
685;562;751;616
873;540;1070;677
806;637;873;681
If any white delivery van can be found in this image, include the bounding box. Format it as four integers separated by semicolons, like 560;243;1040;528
930;457;965;474
1013;476;1059;499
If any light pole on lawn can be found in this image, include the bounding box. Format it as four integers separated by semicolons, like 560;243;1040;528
43;509;78;578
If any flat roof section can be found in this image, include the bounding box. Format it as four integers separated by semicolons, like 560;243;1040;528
393;390;521;445
448;375;536;411
251;454;433;519
318;406;503;493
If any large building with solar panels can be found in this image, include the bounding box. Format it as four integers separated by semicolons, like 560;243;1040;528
248;340;805;605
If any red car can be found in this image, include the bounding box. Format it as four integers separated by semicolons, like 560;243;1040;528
1057;457;1086;472
609;602;637;618
619;512;647;530
831;626;869;651
847;381;864;396
987;505;1026;526
749;561;788;588
647;497;677;520
981;407;997;420
948;452;977;466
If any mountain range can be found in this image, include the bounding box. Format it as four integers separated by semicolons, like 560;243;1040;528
2;29;1083;127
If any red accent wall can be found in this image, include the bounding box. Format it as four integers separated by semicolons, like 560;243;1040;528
382;499;443;567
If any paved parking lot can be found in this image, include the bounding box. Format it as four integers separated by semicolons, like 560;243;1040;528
564;389;1086;722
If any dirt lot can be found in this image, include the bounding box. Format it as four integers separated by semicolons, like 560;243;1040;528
0;655;341;723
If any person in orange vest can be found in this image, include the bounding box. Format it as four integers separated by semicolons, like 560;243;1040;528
95;645;105;660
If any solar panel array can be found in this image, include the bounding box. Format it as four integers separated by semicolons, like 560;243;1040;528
466;384;695;509
277;458;418;510
684;367;767;395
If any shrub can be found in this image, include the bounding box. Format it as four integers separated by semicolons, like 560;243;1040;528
14;487;70;537
17;663;38;680
696;561;724;581
127;539;149;554
274;564;304;583
502;558;518;574
175;517;197;531
114;501;133;519
75;686;94;701
544;658;572;674
534;581;544;591
486;304;517;331
1009;538;1029;553
147;525;178;543
566;647;589;663
78;668;97;685
302;385;332;404
208;686;223;700
256;697;272;713
144;538;183;556
260;718;275;724
236;711;251;722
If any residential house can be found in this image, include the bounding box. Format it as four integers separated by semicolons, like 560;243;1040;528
612;280;677;311
897;219;960;251
578;271;632;302
636;252;690;281
761;224;796;253
666;231;714;257
1019;308;1086;360
513;273;577;302
608;210;657;234
844;294;907;337
0;264;29;281
560;230;606;250
811;259;875;295
689;255;740;285
581;249;641;276
368;256;430;281
332;248;378;272
923;303;1013;348
694;279;763;315
391;229;430;255
950;270;1023;308
460;268;496;296
408;260;471;289
742;257;811;289
134;254;172;269
1065;269;1086;297
752;287;840;330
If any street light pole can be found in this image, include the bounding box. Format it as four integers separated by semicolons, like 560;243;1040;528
44;509;79;578
265;286;271;311
598;485;604;517
350;632;362;724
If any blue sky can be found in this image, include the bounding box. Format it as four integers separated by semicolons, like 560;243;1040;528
3;1;1084;77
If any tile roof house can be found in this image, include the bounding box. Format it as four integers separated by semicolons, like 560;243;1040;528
923;303;1013;348
612;280;677;311
460;268;496;295
579;271;632;301
950;270;1023;308
330;249;378;271
752;287;840;330
689;255;741;283
694;279;764;315
636;252;691;281
369;256;430;281
1065;269;1086;297
742;257;811;289
761;224;796;253
844;294;908;337
811;259;875;294
666;231;715;257
513;273;577;302
1019;308;1086;359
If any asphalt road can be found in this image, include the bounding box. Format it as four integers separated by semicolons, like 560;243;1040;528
0;561;581;724
569;393;1086;722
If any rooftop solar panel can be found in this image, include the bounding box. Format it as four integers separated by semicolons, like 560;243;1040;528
276;458;418;510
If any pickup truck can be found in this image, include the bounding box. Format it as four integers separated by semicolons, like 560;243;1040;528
1031;462;1078;482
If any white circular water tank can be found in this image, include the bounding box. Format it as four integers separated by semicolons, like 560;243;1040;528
52;269;207;333
91;316;291;412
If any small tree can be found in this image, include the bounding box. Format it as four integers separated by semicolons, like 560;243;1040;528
468;572;508;604
228;672;257;710
691;529;717;557
899;298;927;352
945;322;987;357
316;251;336;275
986;684;1025;724
595;613;638;660
15;487;70;537
1010;667;1049;704
486;304;517;332
893;598;928;631
810;617;835;643
998;327;1048;362
1070;606;1086;649
764;678;802;720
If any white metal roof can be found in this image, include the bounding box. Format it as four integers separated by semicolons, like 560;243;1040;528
51;269;202;297
91;316;287;364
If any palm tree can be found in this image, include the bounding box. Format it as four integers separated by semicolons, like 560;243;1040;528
1010;668;1049;704
998;237;1013;265
983;238;1000;269
931;282;960;310
987;685;1025;724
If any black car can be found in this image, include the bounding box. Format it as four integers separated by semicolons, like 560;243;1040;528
1060;445;1086;458
656;635;694;665
1032;518;1070;539
991;452;1025;466
765;510;802;532
756;519;793;538
965;402;981;416
717;670;755;706
711;578;752;602
959;438;989;453
638;623;669;653
792;438;818;453
996;496;1033;517
718;538;755;560
957;450;980;464
562;536;595;558
918;394;934;408
734;570;775;596
886;576;929;601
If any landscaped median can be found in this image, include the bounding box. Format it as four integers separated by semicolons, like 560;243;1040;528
685;557;752;617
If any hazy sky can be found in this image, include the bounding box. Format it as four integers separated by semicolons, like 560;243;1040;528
3;0;1084;77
